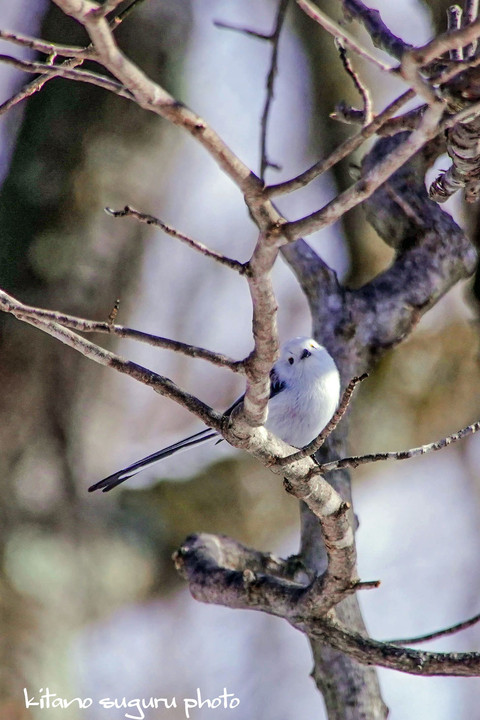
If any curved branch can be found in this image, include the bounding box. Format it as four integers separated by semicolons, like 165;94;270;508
341;0;411;61
105;205;248;273
352;133;477;362
175;535;480;677
0;29;91;58
266;89;415;198
319;421;480;473
297;0;394;72
387;611;480;646
283;101;444;241
0;289;224;431
307;618;480;677
52;0;262;199
0;54;133;99
8;303;244;373
175;531;364;620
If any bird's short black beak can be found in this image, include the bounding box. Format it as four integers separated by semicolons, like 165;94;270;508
301;348;311;359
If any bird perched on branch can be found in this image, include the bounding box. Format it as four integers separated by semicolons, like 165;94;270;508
89;336;340;493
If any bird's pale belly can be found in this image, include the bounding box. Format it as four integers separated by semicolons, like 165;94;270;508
266;380;339;449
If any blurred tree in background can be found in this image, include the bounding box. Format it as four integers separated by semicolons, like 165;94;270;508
0;0;194;711
0;1;480;720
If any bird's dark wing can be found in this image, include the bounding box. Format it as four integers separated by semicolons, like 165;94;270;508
269;366;286;398
223;368;285;420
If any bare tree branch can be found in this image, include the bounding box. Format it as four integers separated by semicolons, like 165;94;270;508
341;0;411;61
0;29;91;58
0;290;224;430
175;536;480;677
464;0;480;58
259;0;290;180
318;421;480;473
447;5;464;61
297;0;394;72
335;40;373;125
266;89;415;197
0;0;143;116
213;20;272;42
429;116;480;202
175;531;368;621
5;298;245;373
283;101;444;241
387;611;480;646
105;206;248;273
0;54;133;99
309;617;480;677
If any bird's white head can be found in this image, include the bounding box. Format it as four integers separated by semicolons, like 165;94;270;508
276;336;337;383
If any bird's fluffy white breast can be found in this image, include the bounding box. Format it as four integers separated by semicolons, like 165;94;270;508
265;362;341;448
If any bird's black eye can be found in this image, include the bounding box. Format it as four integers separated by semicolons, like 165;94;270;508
288;357;294;365
301;349;311;359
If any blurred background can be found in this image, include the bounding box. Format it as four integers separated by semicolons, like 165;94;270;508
0;0;480;718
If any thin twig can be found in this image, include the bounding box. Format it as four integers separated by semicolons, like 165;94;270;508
354;579;381;590
297;0;395;73
465;0;480;25
311;616;480;676
387;611;480;646
18;313;245;372
260;0;290;180
330;104;366;125
0;0;145;118
0;294;224;431
105;206;248;274
276;373;368;467
0;54;133;99
110;0;149;30
213;20;271;42
0;30;91;59
0;288;244;372
336;40;373;125
266;90;414;197
319;420;480;472
108;298;120;325
283;100;444;241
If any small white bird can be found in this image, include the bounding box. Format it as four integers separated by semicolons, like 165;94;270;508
89;337;341;493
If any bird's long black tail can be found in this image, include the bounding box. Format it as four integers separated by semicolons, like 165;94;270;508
88;428;218;493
